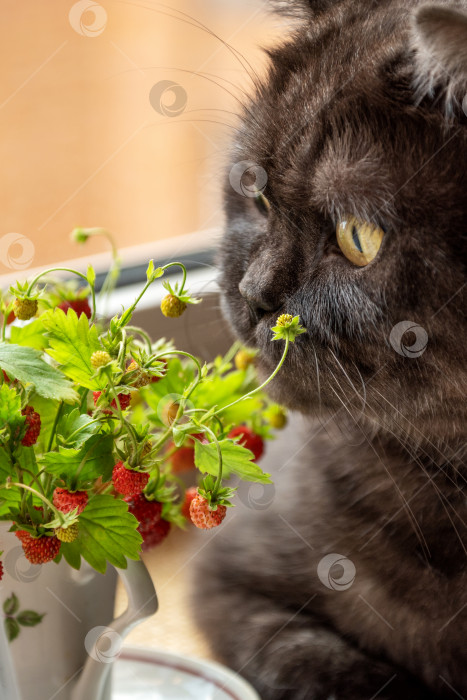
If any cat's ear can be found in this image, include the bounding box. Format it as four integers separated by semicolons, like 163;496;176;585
412;4;467;114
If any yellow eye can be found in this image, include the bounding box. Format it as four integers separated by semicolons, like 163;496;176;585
336;216;384;267
254;191;271;216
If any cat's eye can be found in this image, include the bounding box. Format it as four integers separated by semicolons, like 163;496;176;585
254;191;271;216
336;216;384;266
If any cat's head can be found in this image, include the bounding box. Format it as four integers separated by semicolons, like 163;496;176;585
219;1;467;450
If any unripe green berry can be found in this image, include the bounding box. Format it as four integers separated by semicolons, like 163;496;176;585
160;294;187;318
268;408;287;429
90;351;111;370
234;349;255;371
13;298;38;321
127;361;151;388
55;523;79;543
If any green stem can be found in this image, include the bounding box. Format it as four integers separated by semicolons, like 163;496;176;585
203;425;223;500
161;262;187;293
25;267;97;323
1;302;13;342
1;482;65;525
214;338;290;417
106;378;138;460
125;325;153;353
46;401;63;452
149;351;203;455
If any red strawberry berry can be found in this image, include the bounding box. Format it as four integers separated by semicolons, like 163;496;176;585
21;406;41;446
169;444;195;473
228;426;264;461
125;494;169;550
6;310;15;325
53;488;88;515
189;495;227;530
112;461;149;497
15;531;61;564
125;493;162;529
141;520;170;550
93;391;131;413
2;370;10;383
0;560;3;581
181;487;198;520
57;298;91;319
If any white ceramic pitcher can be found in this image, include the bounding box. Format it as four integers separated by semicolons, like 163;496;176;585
0;523;157;700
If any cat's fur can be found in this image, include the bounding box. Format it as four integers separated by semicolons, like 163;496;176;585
192;2;467;698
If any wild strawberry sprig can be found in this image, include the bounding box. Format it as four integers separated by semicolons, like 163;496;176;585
0;230;305;573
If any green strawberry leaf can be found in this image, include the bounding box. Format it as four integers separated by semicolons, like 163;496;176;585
17;610;45;627
0;384;23;432
194;439;272;484
4;617;20;642
14;445;39;475
57;408;99;448
10;318;48;351
0;343;78;403
40;434;115;486
3;593;19;616
61;494;142;573
86;265;96;287
42;309;104;391
0;446;13;481
0;488;21;519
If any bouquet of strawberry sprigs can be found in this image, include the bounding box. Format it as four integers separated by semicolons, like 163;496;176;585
0;230;305;576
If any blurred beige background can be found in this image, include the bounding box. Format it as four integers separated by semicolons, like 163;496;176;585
0;0;278;272
1;0;283;666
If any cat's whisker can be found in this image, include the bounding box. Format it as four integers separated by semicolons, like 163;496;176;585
327;360;366;424
327;383;432;559
311;342;322;413
358;397;467;557
114;0;260;85
371;387;466;480
369;394;467;497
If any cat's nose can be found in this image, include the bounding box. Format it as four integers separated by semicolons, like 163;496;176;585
238;269;282;319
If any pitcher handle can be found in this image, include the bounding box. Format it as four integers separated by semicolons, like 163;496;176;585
71;557;158;700
0;615;21;700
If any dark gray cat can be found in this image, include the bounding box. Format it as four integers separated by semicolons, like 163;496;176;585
192;2;467;698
